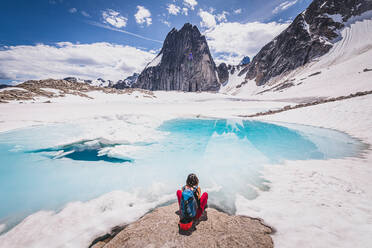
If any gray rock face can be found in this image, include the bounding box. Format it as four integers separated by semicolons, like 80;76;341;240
217;63;229;84
93;203;273;248
63;77;78;83
244;0;372;86
111;73;139;89
133;23;220;92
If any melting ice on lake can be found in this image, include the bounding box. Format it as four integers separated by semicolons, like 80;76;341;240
0;118;366;233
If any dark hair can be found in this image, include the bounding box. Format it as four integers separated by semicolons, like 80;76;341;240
186;173;199;187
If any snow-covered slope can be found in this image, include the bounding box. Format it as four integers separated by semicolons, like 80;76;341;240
219;66;246;94
225;12;372;100
63;77;113;88
89;78;113;87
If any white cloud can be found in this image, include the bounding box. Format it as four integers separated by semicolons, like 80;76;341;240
161;19;171;27
182;7;188;16
216;11;229;22
183;0;198;10
234;8;242;14
135;6;152;26
273;0;298;14
69;8;77;13
167;4;180;15
198;9;216;29
102;9;127;28
209;7;216;14
81;11;90;17
0;42;156;82
204;21;289;64
198;9;231;29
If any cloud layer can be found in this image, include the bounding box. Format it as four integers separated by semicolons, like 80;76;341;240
204;21;289;64
0;42;156;82
198;9;217;29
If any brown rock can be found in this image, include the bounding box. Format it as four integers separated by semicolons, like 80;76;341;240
99;203;273;248
91;241;107;248
0;79;155;103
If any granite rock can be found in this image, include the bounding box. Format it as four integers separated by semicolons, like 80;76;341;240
93;203;273;248
133;23;220;92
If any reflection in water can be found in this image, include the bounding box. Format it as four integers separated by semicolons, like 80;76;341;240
160;119;328;163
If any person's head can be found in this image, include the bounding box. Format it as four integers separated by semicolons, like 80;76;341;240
186;173;199;187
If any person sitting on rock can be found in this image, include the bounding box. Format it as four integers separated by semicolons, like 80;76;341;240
177;173;208;230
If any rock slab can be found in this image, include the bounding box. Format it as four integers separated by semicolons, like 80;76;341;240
94;203;273;248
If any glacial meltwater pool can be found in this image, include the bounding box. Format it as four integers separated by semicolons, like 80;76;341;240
0;118;365;234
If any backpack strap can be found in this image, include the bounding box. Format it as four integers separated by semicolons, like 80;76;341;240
192;186;200;208
192;186;198;193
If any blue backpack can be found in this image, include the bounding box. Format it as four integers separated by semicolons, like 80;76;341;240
180;186;198;222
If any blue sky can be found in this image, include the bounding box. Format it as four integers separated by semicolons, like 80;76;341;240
0;0;312;84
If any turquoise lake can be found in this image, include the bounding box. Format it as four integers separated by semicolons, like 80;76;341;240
0;119;365;233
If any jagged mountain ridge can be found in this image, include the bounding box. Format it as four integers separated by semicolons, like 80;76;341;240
241;0;372;86
63;73;139;89
132;23;220;92
111;73;139;89
63;77;113;87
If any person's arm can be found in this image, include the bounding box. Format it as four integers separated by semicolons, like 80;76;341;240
196;187;201;200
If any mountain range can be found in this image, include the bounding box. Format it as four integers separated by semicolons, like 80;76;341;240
128;0;372;94
46;0;372;96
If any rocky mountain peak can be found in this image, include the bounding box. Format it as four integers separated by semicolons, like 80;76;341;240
243;0;372;86
239;56;251;66
132;23;220;92
111;73;139;89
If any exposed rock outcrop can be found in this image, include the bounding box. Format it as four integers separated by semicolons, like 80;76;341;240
133;23;220;92
0;79;155;103
111;73;139;89
91;203;273;248
63;77;79;83
244;0;372;86
217;63;229;84
63;77;114;87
